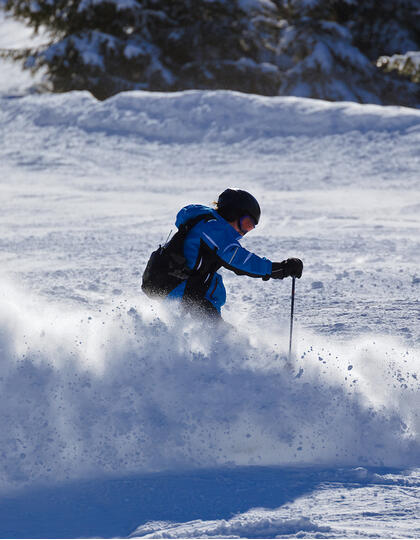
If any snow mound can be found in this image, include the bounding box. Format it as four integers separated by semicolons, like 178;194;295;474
0;279;419;492
2;90;420;144
130;469;420;539
131;514;329;538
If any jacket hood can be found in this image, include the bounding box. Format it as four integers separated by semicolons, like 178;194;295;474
175;204;219;229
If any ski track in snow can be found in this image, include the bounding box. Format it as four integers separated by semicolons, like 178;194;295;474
1;34;420;538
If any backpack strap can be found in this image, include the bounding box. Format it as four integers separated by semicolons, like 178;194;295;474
178;213;215;236
165;213;215;259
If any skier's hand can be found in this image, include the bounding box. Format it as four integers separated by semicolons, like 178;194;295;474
270;258;303;279
286;258;303;278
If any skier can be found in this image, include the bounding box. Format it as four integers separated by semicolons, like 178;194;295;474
143;188;303;319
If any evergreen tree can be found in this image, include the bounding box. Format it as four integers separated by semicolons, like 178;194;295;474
2;0;420;105
3;0;282;99
274;0;380;103
345;0;420;104
346;0;420;61
274;0;420;105
377;52;420;84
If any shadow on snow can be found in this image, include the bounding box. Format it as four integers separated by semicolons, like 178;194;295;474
0;465;401;538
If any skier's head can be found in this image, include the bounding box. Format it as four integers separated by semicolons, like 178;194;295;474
215;188;261;235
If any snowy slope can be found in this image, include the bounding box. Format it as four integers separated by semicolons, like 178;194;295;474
2;90;420;338
1;13;420;537
1;88;420;538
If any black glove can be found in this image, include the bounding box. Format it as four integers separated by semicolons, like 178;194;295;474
270;258;303;279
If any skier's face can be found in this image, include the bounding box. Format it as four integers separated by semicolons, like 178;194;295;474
238;215;256;235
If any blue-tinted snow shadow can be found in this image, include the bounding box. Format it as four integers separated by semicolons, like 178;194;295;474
0;466;400;539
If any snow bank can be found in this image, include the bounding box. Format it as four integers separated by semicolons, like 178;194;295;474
130;469;420;538
2;89;420;144
0;279;418;492
131;515;330;538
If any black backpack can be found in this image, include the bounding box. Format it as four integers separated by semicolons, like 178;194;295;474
142;213;214;298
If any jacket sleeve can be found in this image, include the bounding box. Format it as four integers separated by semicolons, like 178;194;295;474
200;223;272;278
218;241;272;278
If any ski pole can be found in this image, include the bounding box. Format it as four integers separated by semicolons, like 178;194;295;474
288;277;296;363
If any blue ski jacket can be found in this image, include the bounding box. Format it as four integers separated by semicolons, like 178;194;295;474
167;204;272;312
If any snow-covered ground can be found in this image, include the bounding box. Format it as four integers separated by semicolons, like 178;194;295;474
1;9;420;540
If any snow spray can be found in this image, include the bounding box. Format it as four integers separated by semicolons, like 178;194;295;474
0;280;419;493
